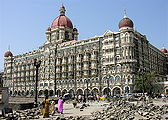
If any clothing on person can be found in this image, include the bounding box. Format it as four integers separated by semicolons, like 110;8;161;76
57;98;64;114
42;98;50;118
50;100;55;115
72;100;77;108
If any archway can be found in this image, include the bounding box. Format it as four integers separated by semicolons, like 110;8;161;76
103;87;111;96
57;89;61;97
44;89;48;97
14;91;17;96
84;88;90;97
164;87;168;95
26;90;29;95
39;90;43;96
69;89;75;96
76;88;83;95
30;90;34;96
112;87;121;96
22;91;25;96
91;88;99;96
124;85;130;93
62;89;67;96
49;90;54;96
18;91;21;96
9;91;12;96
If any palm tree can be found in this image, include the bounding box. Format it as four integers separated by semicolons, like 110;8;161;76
135;72;163;95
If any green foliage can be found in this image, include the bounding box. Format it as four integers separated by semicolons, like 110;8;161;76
135;72;163;94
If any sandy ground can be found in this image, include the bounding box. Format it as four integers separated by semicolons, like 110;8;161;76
38;101;107;119
38;99;168;119
9;97;168;120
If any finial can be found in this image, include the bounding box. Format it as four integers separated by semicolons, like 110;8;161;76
59;4;66;16
134;27;137;32
124;8;127;18
8;45;10;51
162;44;165;48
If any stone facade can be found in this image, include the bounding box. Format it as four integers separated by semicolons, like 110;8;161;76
3;6;168;97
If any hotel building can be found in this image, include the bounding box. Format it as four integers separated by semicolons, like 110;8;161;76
3;6;168;96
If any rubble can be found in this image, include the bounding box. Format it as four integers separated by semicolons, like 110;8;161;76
1;100;168;120
2;108;41;120
90;100;168;120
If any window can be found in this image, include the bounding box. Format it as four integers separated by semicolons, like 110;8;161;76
44;83;48;86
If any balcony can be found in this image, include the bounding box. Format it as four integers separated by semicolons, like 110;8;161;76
61;62;67;65
90;56;97;60
91;65;97;69
83;56;89;61
83;66;89;70
62;69;67;72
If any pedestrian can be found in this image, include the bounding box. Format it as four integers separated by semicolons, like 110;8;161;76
72;99;77;108
50;100;56;115
57;97;64;114
83;96;86;103
78;95;82;102
42;96;50;118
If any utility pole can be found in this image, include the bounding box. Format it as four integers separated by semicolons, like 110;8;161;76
54;46;57;96
34;58;41;107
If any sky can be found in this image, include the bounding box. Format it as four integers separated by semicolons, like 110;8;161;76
0;0;168;71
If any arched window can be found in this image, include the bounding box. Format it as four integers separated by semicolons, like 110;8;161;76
115;75;121;83
110;76;114;84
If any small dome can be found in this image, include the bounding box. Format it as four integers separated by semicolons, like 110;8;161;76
51;5;73;29
46;27;51;31
4;51;13;57
119;17;134;29
161;48;168;53
73;28;78;32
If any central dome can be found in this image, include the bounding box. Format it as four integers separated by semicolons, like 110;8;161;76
51;16;73;28
118;9;134;29
51;5;73;29
119;17;134;29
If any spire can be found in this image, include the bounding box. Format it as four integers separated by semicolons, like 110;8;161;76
124;8;127;18
162;44;165;48
134;26;137;32
59;5;66;16
8;45;10;51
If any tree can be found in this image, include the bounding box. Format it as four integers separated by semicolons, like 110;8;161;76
135;72;163;95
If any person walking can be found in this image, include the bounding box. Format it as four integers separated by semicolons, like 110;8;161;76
50;100;56;115
72;99;78;108
57;97;64;114
42;96;50;118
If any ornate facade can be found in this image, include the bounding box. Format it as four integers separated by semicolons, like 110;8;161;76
3;6;168;97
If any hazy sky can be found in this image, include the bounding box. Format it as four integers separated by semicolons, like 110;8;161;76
0;0;168;71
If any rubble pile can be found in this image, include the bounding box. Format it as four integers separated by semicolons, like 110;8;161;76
90;101;168;120
1;100;168;120
1;108;41;120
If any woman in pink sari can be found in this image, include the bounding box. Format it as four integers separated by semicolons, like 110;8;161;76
57;97;64;114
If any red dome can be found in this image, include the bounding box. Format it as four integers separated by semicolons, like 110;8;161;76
4;51;13;57
161;48;168;53
51;16;73;28
119;17;134;29
46;27;51;31
51;5;73;29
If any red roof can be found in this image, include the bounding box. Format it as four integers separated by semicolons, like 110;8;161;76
4;51;13;57
51;15;73;29
119;17;134;29
46;27;51;31
161;48;168;53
